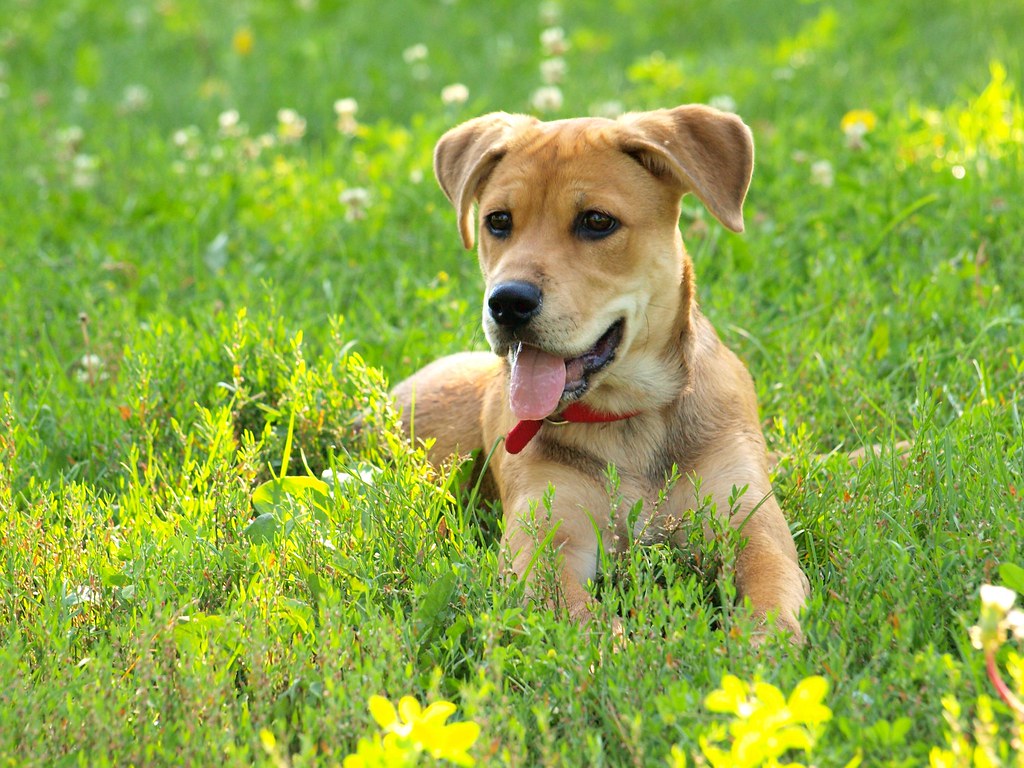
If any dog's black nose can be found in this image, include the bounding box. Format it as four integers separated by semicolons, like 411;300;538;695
488;281;542;328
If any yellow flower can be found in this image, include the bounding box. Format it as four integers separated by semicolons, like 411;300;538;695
786;676;831;726
341;733;409;768
232;27;254;56
840;109;878;135
701;675;832;767
364;695;480;766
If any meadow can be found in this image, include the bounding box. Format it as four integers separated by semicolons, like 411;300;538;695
1;0;1023;764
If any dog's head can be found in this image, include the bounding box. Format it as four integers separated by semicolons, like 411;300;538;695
433;105;753;420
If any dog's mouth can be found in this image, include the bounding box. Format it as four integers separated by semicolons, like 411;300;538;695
508;319;624;421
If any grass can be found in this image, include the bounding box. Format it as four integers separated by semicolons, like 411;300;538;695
1;0;1022;764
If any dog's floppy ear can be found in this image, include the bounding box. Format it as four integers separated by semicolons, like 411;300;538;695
617;105;754;233
434;112;539;249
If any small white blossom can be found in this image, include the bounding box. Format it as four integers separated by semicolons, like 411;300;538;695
218;109;247;138
126;5;148;30
56;125;85;153
981;584;1017;614
75;353;106;383
172;126;200;150
441;83;469;105
539;0;561;25
540;26;569;56
402;43;428;64
709;94;737;113
540;57;566;84
810;159;834;188
334;98;359;135
120;84;151;113
970;584;1024;652
530;85;563;113
339;187;370;221
276;108;306;143
333;97;358;117
322;466;378;486
219;110;239;129
71;154;99;189
589;100;623;119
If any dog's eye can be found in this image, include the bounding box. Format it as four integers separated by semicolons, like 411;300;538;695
577;210;618;238
485;211;513;238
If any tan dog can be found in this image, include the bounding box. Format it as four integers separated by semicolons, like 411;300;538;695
392;105;809;640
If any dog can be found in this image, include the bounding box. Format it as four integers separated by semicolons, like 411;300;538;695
391;104;810;641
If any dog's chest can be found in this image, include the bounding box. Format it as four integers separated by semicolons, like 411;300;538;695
604;470;705;550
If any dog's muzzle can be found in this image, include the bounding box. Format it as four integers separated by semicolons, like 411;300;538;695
488;281;542;329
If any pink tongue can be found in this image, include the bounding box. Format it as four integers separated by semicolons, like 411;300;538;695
509;344;567;420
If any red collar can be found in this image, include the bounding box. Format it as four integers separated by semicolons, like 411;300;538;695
505;402;641;454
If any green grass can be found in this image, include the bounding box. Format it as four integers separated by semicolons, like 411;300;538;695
1;0;1023;764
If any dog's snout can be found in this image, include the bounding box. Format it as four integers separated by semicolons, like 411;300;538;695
488;281;542;328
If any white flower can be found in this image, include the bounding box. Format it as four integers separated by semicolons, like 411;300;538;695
339;188;369;206
810;159;834;188
217;109;246;138
402;43;428;64
333;97;358;117
981;584;1017;614
218;109;240;130
539;0;561;25
709;94;737;113
172;127;192;147
56;125;85;152
339;187;370;221
120;84;151;112
540;26;569;56
441;83;469;106
126;6;148;30
276;108;306;143
75;353;106;382
531;85;563;113
540;57;567;84
971;584;1024;652
589;100;623;119
71;154;99;189
321;466;378;486
334;98;359;135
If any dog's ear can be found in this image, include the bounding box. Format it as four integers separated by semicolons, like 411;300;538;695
617;105;754;233
434;112;539;249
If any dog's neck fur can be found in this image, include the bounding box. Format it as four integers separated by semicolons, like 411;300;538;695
534;248;724;484
584;242;698;414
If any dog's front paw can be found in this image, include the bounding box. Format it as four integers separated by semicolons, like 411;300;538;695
748;611;805;647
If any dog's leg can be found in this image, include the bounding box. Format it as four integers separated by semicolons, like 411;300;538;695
682;442;809;642
390;352;500;462
497;464;612;622
767;439;912;469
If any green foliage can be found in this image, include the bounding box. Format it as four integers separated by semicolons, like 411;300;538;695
1;0;1023;764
